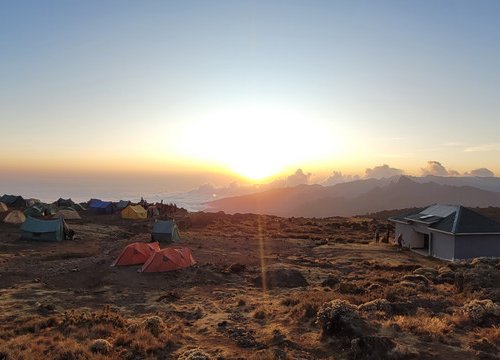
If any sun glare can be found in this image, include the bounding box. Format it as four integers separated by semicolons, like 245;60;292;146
175;105;341;181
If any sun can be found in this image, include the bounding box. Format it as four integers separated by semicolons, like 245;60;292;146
175;105;340;181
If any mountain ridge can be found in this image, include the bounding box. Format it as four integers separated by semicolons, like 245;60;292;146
207;176;500;217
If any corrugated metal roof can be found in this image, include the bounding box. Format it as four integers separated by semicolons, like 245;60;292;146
431;206;500;234
418;204;458;218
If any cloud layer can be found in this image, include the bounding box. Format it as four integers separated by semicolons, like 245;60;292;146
421;161;456;176
286;168;311;186
322;171;360;186
464;168;495;177
365;164;404;179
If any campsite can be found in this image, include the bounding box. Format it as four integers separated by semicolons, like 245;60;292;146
0;202;499;359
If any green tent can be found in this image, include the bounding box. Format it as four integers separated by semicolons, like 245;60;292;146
73;203;86;211
24;205;44;217
20;216;71;241
151;220;181;243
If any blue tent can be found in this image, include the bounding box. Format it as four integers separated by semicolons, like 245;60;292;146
1;194;27;209
151;220;180;243
88;199;115;214
115;200;131;210
20;216;70;241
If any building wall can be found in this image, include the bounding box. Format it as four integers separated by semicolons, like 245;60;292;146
430;232;455;260
394;223;430;248
395;223;413;247
454;234;500;259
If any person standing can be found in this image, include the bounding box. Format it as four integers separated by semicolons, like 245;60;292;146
397;233;403;249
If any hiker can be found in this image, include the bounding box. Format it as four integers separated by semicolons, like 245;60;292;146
397;233;403;249
374;228;380;243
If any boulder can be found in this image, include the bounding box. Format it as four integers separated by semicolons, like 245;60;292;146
252;268;308;289
351;336;396;360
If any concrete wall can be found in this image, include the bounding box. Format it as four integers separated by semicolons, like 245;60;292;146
430;232;455;261
454;234;500;259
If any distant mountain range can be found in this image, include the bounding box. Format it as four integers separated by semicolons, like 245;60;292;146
206;176;500;217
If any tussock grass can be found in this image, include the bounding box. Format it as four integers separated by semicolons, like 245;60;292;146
384;310;452;339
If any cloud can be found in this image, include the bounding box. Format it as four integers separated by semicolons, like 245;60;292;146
464;143;500;152
421;161;455;176
286;168;311;187
365;164;404;179
464;168;495;177
322;171;360;186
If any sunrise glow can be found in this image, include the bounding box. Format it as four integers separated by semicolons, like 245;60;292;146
175;106;341;180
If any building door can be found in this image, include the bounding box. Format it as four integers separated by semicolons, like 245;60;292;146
423;234;429;250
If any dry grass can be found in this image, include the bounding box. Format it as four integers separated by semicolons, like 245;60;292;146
0;306;179;359
474;326;500;346
1;212;499;359
385;310;452;340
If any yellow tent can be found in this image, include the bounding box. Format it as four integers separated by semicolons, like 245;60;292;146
0;202;8;212
121;205;147;220
54;209;81;220
3;210;26;224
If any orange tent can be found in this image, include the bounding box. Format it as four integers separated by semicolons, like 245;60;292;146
112;242;160;266
139;247;196;273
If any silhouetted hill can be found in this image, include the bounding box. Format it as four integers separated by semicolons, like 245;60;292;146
207;176;500;217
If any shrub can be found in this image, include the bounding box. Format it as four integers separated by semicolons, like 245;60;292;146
338;282;364;294
462;299;500;326
400;274;430;285
316;299;368;338
142;316;164;336
253;310;266;320
358;299;392;313
178;348;212;360
89;339;112;355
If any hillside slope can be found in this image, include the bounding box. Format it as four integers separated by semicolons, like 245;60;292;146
208;177;500;217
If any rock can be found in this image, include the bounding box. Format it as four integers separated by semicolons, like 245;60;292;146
351;336;396;360
252;269;308;289
321;275;340;288
413;267;437;279
436;270;455;284
227;263;246;274
401;274;430;285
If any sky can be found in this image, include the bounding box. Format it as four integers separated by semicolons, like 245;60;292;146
1;1;500;198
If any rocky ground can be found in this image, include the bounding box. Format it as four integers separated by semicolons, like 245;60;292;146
0;211;498;359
